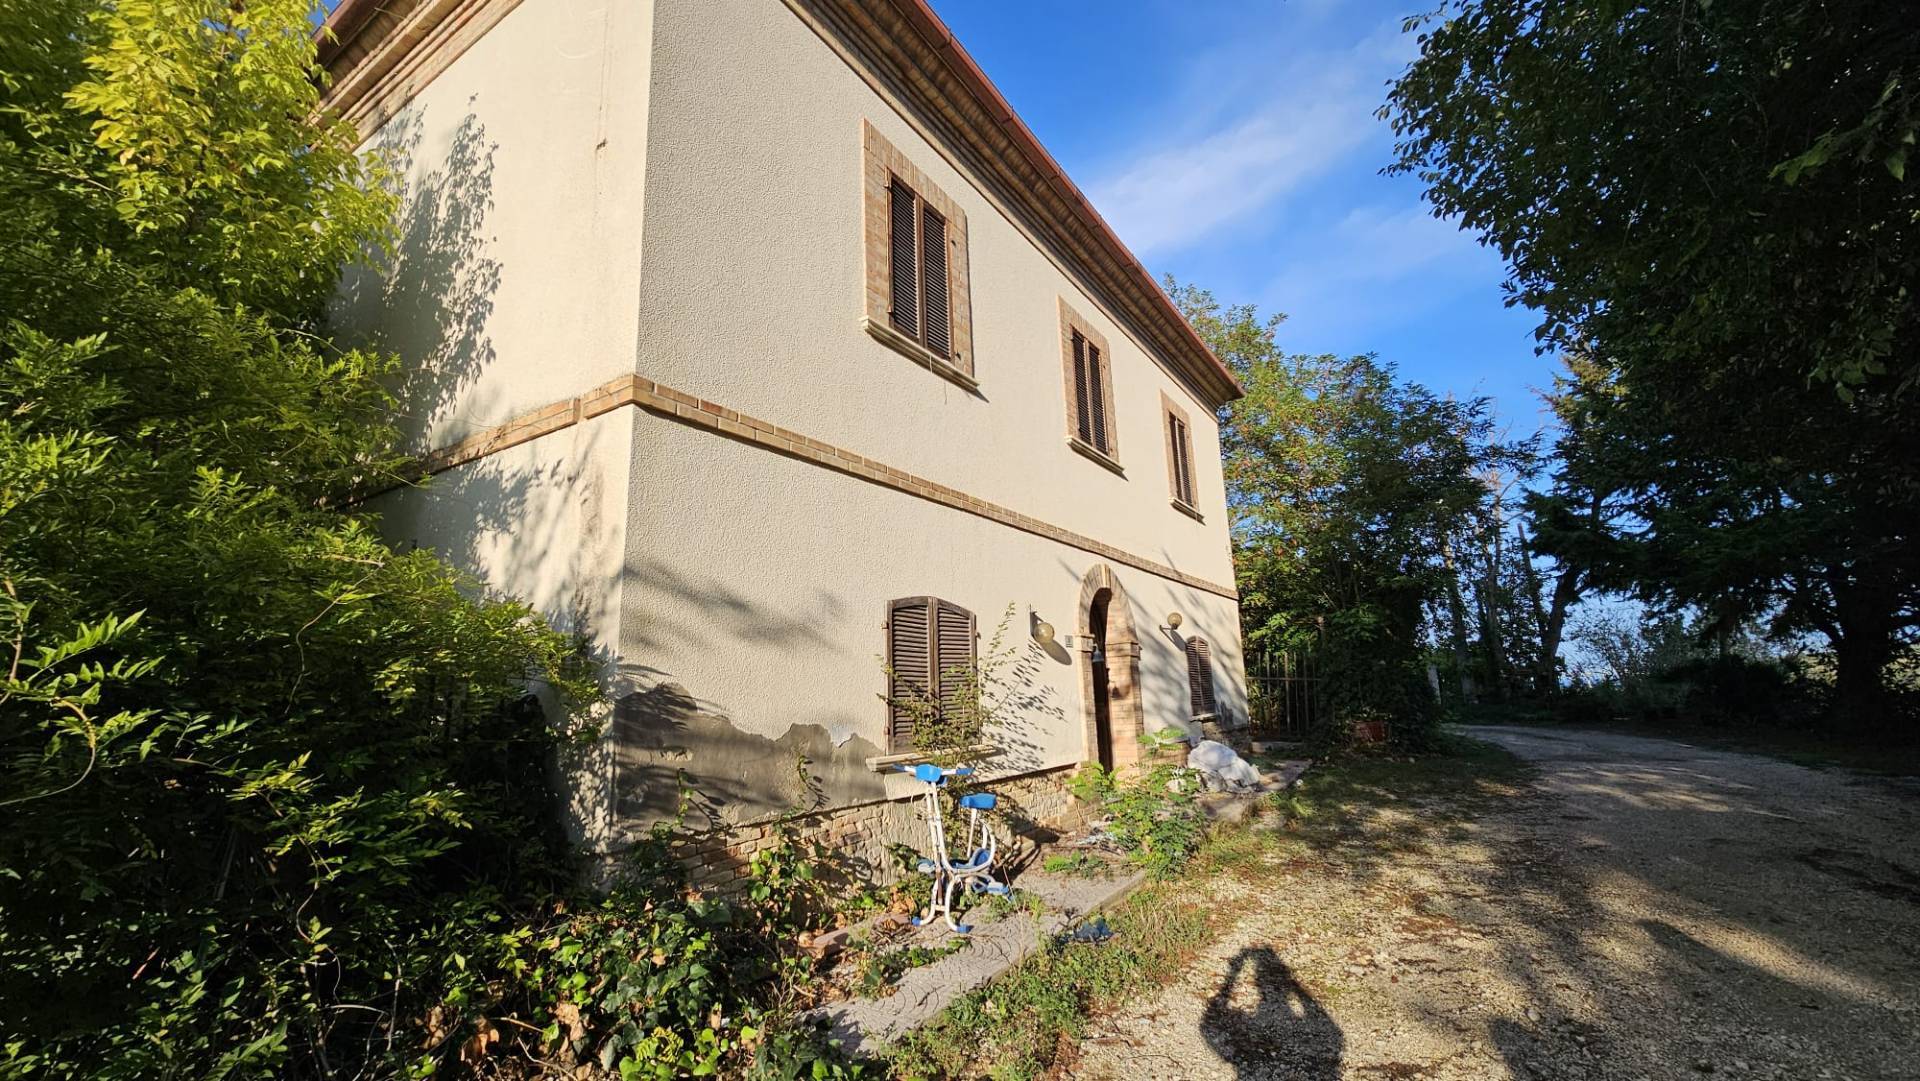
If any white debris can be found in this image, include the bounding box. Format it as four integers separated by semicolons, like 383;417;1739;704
1186;739;1264;793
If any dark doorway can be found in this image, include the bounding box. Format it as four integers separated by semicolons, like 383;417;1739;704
1090;587;1114;770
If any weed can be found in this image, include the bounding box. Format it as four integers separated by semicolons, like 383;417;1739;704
852;939;968;999
887;881;1228;1080
981;887;1049;921
1067;762;1207;878
1041;851;1110;878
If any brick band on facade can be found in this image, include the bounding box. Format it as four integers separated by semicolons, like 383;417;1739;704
397;372;1238;600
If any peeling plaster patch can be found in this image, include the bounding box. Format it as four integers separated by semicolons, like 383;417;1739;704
611;683;889;832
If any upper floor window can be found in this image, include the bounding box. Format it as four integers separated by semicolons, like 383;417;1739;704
884;596;977;752
863;121;974;385
1162;392;1202;520
1058;299;1120;473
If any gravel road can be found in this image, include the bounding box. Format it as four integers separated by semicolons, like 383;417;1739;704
1067;726;1920;1081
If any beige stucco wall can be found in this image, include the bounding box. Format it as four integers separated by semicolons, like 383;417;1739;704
609;409;1245;842
632;0;1235;588
331;0;655;453
328;0;1249;847
373;407;638;845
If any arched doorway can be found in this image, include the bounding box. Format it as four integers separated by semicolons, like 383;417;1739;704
1077;564;1143;772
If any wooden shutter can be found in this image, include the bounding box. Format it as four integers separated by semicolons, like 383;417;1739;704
920;205;950;359
1071;331;1093;444
1170;414;1195;505
886;596;932;750
888;177;919;339
1086;344;1109;453
934;600;976;719
1186;637;1217;716
886;597;975;750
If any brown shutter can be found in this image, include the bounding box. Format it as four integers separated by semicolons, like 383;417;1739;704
920;205;951;359
1071;331;1094;444
888;177;919;338
933;600;976;721
1185;636;1217;716
1171;416;1195;505
1086;344;1109;453
887;597;932;750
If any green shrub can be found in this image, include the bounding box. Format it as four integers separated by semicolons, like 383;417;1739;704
1067;763;1206;879
0;5;874;1077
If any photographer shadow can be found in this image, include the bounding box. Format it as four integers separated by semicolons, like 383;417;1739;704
1201;946;1344;1079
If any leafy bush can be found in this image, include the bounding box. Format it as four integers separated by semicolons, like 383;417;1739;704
434;816;867;1079
0;4;872;1077
1067;763;1206;879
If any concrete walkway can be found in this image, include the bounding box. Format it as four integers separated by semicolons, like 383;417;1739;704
809;757;1313;1056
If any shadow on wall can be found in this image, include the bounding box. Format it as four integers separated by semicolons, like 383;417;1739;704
336;99;504;451
609;584;1073;844
1201;946;1344;1080
330;105;638;844
610;680;889;834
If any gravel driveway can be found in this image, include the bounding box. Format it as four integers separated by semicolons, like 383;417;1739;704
1067;726;1920;1081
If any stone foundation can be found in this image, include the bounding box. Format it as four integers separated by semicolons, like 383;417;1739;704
666;763;1094;892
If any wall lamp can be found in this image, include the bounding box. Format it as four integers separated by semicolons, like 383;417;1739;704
1030;610;1056;646
1161;611;1185;634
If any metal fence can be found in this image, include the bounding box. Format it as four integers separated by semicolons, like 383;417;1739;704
1247;648;1324;741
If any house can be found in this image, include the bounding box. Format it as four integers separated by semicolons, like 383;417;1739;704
320;0;1248;877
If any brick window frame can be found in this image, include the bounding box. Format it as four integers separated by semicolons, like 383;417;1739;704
862;120;975;388
1058;298;1122;475
1161;390;1204;521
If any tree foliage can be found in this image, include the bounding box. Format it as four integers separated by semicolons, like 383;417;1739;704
0;2;607;1075
1386;0;1920;719
1172;282;1516;737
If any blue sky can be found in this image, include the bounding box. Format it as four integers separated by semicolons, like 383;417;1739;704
932;0;1557;436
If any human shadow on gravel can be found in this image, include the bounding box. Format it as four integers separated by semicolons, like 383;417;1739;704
1201;946;1344;1079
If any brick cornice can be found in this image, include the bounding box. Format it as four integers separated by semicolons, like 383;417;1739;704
317;0;525;131
403;374;1239;600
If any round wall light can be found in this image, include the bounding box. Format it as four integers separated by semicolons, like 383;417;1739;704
1166;611;1184;630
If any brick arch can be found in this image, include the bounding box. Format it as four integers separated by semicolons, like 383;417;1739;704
1076;564;1143;772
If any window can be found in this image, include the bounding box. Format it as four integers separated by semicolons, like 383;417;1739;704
884;596;977;751
1058;299;1120;472
888;177;951;356
1162;392;1202;519
863;121;973;383
1185;636;1218;719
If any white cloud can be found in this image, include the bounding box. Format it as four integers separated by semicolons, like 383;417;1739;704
1083;18;1417;256
1087;93;1374;255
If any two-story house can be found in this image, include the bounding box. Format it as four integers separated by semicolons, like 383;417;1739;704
321;0;1248;875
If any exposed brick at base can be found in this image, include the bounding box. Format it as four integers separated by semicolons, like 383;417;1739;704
666;764;1093;892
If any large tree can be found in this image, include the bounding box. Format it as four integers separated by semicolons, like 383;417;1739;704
1171;282;1510;732
1386;0;1920;719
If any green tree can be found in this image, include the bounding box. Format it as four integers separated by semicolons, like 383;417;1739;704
1171;281;1511;736
0;2;596;1075
1386;0;1920;721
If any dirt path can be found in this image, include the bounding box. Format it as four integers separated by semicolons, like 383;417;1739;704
1066;727;1920;1081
